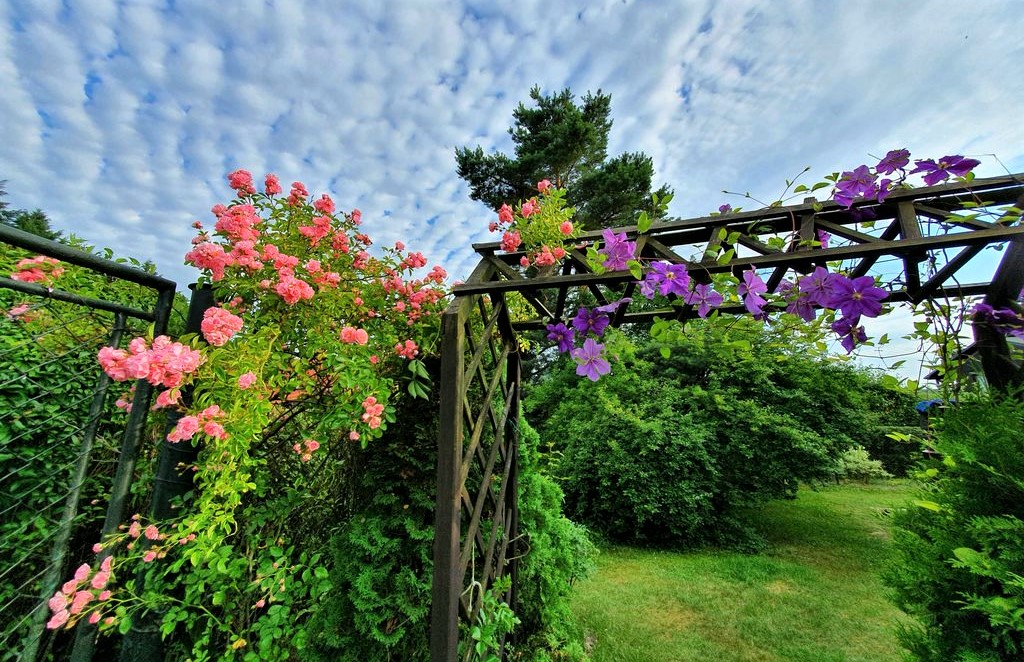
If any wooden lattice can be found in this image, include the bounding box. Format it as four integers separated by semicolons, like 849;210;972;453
432;271;521;662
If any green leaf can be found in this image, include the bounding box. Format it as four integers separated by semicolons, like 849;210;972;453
659;346;671;359
914;499;942;512
725;231;741;245
628;260;644;281
794;184;808;193
716;249;734;265
637;211;652;234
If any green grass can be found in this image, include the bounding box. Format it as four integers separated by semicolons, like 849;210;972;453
569;481;916;662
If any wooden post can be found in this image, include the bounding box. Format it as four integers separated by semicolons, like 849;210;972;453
431;297;469;662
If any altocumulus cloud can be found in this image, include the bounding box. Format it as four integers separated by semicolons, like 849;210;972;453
0;0;1021;291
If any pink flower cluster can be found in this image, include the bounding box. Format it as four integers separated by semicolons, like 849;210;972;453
395;339;418;359
361;396;384;429
490;180;575;268
201;306;244;346
46;556;114;630
292;438;320;462
167;404;228;443
213;204;261;242
227;169;256;196
98;336;204;388
340;326;369;344
10;255;65;284
521;245;565;268
380;268;448;323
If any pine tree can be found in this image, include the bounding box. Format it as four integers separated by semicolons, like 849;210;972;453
455;86;672;231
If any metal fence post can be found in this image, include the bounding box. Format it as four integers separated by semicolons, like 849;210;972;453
117;284;212;661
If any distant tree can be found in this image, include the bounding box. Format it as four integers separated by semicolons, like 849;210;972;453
456;86;672;230
0;180;61;240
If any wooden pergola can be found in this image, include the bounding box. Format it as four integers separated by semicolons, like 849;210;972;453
430;173;1024;661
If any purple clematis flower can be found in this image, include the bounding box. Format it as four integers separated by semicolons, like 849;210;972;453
972;303;1024;339
545;322;575;353
798;266;841;308
786;294;817;322
718;204;733;214
595;297;633;314
875;149;910;175
639;277;658;300
737;269;768;316
817;230;831;249
909;155;981;187
683;283;724;318
875;178;894;203
834;165;877;207
572;307;610;337
830;275;888;318
598;229;638;272
644;261;690;297
572;337;611;381
832;315;867;353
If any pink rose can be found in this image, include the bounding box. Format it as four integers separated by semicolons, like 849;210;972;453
237;372;257;389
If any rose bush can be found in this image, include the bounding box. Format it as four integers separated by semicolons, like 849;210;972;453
46;171;450;659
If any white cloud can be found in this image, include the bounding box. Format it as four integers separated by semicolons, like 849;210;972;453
0;0;1020;369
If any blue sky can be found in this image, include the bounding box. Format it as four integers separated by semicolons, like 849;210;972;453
2;0;1023;377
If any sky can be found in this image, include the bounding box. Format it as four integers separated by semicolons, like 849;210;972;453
2;0;1023;378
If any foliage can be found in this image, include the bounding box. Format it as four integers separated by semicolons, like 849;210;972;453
527;319;918;548
887;395;1024;661
465;575;519;662
305;375;437;662
456;86;672;231
835;446;892;482
512;419;596;660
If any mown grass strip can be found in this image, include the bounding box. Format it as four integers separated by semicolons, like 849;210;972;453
571;481;915;662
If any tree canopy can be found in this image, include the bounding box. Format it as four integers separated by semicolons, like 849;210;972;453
0;180;61;241
456;86;672;230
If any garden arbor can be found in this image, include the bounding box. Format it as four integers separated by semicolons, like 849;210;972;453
430;173;1024;660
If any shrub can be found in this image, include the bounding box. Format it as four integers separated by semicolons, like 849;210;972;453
528;331;838;548
886;394;1024;660
835;446;891;482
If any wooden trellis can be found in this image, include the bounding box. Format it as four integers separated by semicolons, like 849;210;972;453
431;173;1024;660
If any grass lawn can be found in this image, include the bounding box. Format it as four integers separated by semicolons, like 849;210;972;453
569;481;916;662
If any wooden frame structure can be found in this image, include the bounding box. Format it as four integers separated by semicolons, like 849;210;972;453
431;173;1024;660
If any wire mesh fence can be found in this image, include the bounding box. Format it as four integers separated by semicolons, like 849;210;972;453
0;226;175;661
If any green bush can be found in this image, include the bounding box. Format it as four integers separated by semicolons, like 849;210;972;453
307;387;593;660
513;419;595;660
528;331;840;548
886;395;1024;660
835;446;891;482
